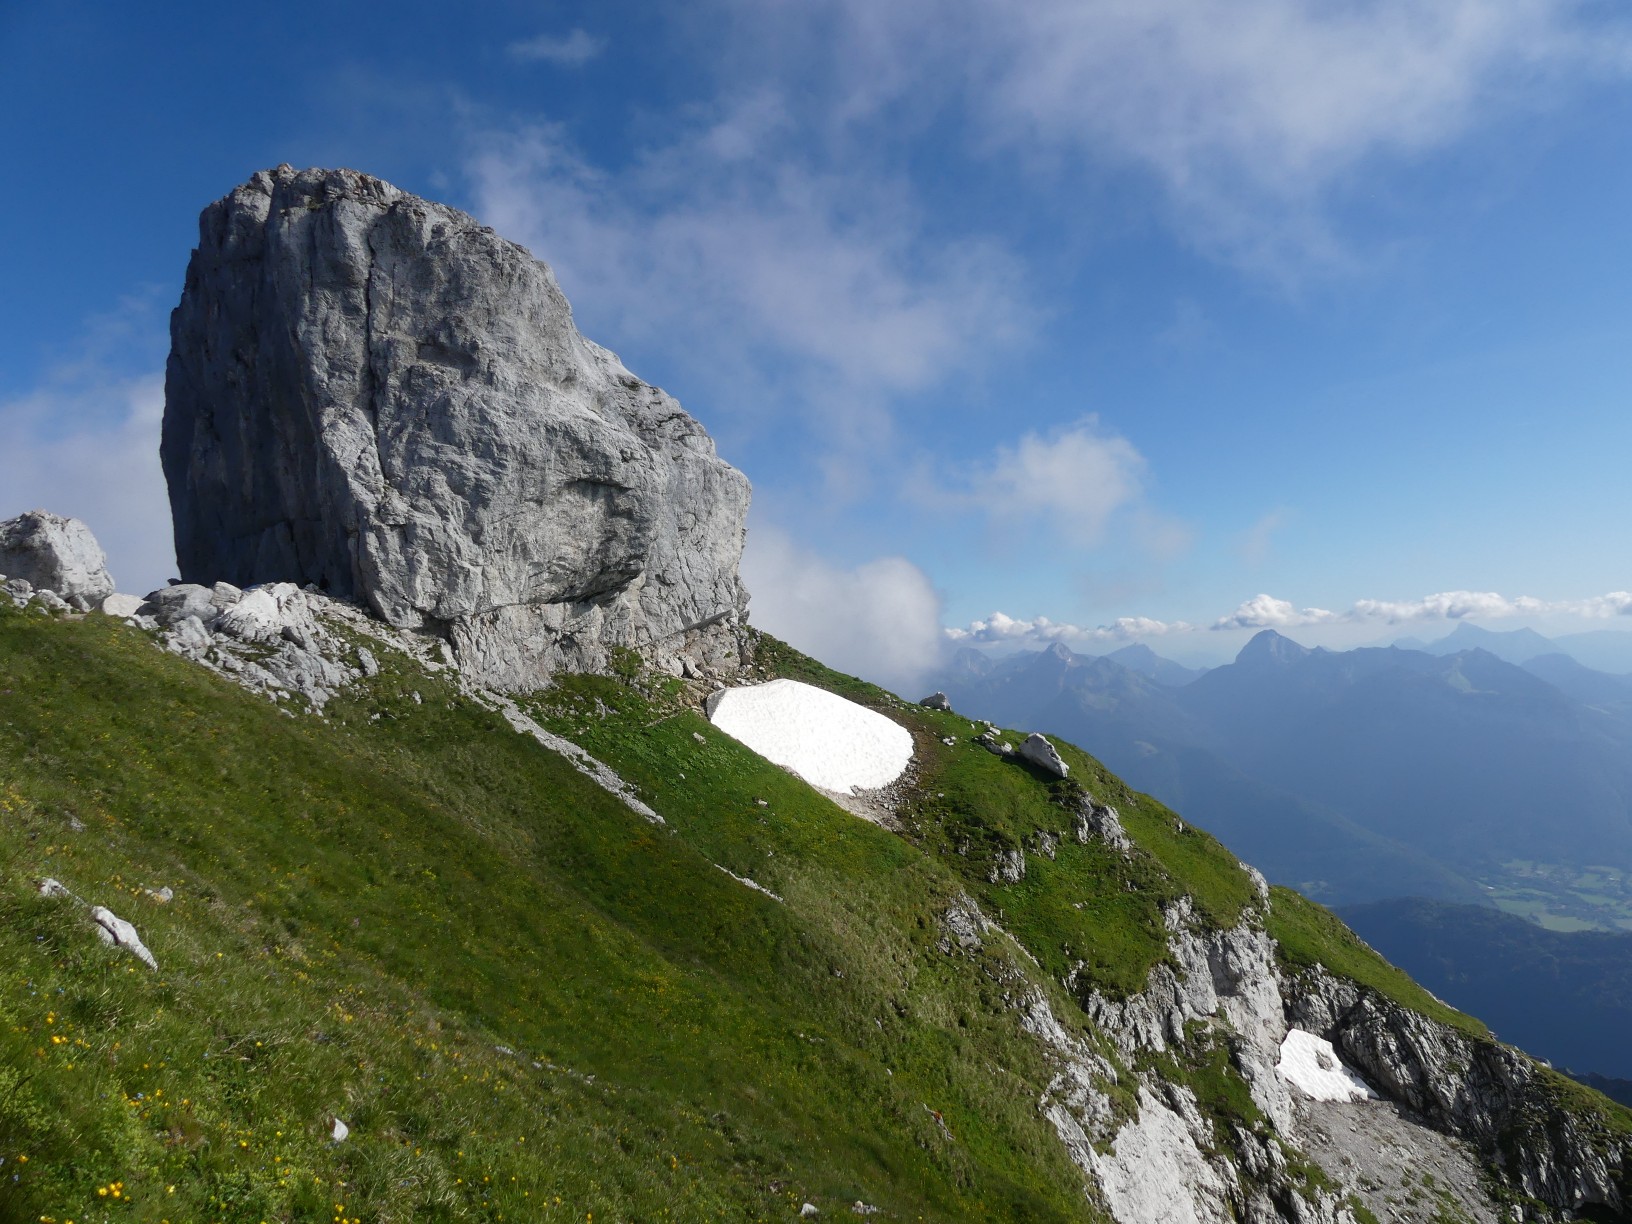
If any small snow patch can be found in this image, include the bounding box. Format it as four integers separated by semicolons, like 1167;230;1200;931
708;679;912;793
1277;1029;1376;1102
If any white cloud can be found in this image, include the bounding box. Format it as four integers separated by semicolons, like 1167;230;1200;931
954;586;1632;651
946;610;1193;647
1217;589;1632;630
1213;593;1342;630
729;0;1632;271
0;295;174;595
741;525;946;694
507;29;606;66
928;416;1150;547
465;111;1030;469
0;371;172;596
1350;590;1632;623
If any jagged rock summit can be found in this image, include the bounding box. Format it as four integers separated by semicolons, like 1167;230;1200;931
163;165;751;689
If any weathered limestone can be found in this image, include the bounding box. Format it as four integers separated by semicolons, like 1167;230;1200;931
163;165;751;690
1020;731;1069;777
0;511;115;610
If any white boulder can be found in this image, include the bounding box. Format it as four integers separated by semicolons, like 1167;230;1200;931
100;592;146;618
1019;732;1069;778
0;511;116;610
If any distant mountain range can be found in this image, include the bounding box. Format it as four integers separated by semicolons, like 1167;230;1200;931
931;624;1632;908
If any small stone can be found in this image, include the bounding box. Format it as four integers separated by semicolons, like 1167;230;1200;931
37;878;72;899
800;1205;819;1218
330;1116;350;1142
89;906;158;970
357;647;380;677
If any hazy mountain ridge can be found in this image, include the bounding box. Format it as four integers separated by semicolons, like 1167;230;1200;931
934;630;1632;905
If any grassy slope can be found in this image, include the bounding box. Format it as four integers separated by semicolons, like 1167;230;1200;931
3;609;1628;1222
0;603;1103;1223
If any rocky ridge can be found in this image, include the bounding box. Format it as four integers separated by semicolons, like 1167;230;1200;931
163;165;752;690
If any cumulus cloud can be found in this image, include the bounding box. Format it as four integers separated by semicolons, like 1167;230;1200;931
507;29;606;66
1212;593;1342;630
741;525;947;693
946;610;1193;647
0;371;172;595
727;0;1632;271
925;416;1151;548
1215;589;1632;630
465;109;1029;467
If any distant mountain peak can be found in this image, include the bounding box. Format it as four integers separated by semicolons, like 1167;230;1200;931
1236;629;1312;666
1424;623;1559;665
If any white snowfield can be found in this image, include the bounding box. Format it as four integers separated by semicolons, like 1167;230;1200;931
707;679;914;794
1277;1028;1377;1102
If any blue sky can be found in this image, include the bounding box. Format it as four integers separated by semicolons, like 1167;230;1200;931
4;0;1632;684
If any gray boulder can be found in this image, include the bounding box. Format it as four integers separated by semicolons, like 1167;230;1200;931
163;165;751;691
142;583;217;627
0;511;115;610
919;692;952;711
1019;732;1069;778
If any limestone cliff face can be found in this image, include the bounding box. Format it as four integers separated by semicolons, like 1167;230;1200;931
162;165;750;688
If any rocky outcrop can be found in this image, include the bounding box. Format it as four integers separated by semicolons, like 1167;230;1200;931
0;511;115;611
163;165;751;690
1288;968;1632;1216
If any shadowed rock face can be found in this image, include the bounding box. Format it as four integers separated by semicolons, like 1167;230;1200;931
163;165;750;688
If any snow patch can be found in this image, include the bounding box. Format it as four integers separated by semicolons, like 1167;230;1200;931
1277;1028;1375;1102
708;679;913;793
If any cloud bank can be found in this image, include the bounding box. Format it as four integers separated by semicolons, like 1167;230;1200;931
741;526;945;693
951;588;1632;649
